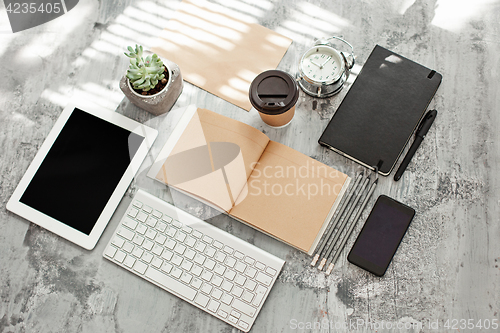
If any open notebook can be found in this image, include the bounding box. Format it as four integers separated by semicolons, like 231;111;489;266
147;106;351;255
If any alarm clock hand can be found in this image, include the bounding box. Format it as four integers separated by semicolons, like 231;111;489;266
310;59;322;68
320;56;332;67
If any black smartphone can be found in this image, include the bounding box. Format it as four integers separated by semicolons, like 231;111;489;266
347;195;415;276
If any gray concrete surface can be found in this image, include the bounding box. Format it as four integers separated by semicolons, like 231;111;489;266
0;0;499;332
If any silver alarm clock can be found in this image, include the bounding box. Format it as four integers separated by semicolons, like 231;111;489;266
297;37;354;98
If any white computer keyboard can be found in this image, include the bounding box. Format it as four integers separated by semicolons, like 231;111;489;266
103;189;285;332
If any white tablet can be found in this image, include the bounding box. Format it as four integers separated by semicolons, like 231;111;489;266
7;103;158;250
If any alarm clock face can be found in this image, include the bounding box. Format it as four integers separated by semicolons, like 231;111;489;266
300;45;344;84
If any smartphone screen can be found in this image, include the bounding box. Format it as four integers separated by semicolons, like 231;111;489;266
347;195;415;276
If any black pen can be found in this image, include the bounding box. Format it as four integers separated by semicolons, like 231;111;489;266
394;110;437;181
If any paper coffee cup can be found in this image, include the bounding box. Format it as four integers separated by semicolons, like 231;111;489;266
249;70;299;128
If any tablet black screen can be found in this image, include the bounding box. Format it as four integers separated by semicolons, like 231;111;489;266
20;108;144;235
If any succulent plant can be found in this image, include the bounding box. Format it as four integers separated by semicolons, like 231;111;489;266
125;45;165;92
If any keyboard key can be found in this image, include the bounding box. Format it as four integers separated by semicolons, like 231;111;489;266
166;226;176;238
201;283;213;295
202;235;213;244
211;274;223;287
136;224;147;235
143;239;154;251
266;267;277;276
161;262;173;274
218;309;228;318
118;228;134;241
234;274;246;286
225;257;236;268
221;293;233;305
191;277;203;289
133;234;144;246
172;254;183;266
194;253;205;265
104;246;117;258
132;200;143;209
255;261;266;271
123;242;134;253
222;281;233;292
155;233;167;245
252;285;267;307
195;242;206;253
124;256;136;268
174;243;186;255
133;261;148;274
180;272;193;285
152;244;163;256
211;288;223;300
114;250;126;263
161;250;173;261
191;264;203;277
151;257;163;268
230;310;241;319
234;262;247;273
185;248;196;260
142;205;153;214
152;210;162;219
213;240;223;249
171;267;183;279
239;321;249;330
244;257;255;265
173;220;182;228
205;246;216;258
215;252;226;263
162;215;173;223
127;207;138;217
122;217;138;230
176;231;187;243
223;246;234;254
146;227;158;239
181;260;193;272
231;286;243;298
256;272;272;286
156;221;167;233
204;259;216;270
228;315;238;325
234;251;244;260
146;216;158;228
132;247;144;258
141;252;153;263
245;267;257;279
201;270;213;282
224;269;236;281
242;290;254;303
185;236;196;248
182;225;193;233
192;230;202;238
136;211;148;223
194;293;210;307
145;267;196;301
245;280;257;291
165;238;176;250
214;264;226;276
111;237;125;248
207;300;220;313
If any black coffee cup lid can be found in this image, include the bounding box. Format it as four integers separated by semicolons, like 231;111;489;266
249;70;299;115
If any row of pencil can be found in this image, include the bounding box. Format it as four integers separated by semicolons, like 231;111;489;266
311;173;378;275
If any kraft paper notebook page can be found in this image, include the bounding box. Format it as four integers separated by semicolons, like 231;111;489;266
319;45;442;175
147;106;351;255
151;0;292;111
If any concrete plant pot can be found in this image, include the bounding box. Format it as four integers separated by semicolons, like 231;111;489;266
120;58;183;116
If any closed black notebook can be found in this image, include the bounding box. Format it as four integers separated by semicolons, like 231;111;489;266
319;45;442;175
